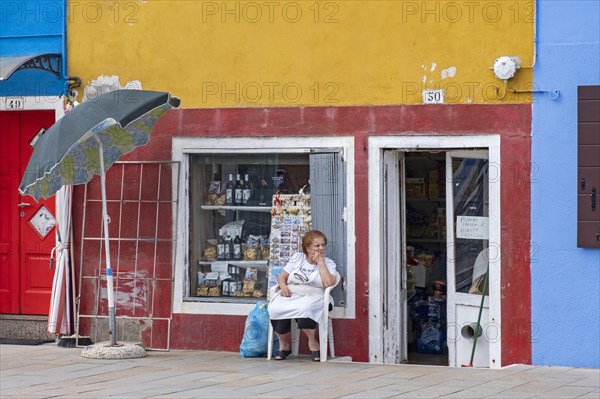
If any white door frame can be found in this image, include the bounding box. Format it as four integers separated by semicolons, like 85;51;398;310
368;135;502;368
381;150;407;363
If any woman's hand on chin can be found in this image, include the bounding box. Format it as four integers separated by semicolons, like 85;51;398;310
309;251;324;265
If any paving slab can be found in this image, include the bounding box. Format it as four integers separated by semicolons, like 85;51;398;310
1;343;598;399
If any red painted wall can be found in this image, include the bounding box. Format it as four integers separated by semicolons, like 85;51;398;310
72;104;531;365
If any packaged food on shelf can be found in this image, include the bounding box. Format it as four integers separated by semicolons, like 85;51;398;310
243;235;261;260
204;245;217;261
406;177;427;198
245;268;258;280
260;235;270;260
206;181;220;205
243;245;258;261
207;180;228;205
414;251;436;266
196;271;222;297
242;279;257;295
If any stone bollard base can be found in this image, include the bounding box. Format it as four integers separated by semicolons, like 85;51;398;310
81;342;146;359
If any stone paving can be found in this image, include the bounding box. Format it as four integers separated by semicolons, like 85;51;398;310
0;343;598;398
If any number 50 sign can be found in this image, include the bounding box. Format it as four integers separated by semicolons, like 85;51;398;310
422;89;444;104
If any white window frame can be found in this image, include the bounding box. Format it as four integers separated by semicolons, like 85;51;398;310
367;134;502;368
172;136;355;318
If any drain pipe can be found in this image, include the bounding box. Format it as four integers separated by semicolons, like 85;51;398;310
494;0;560;101
521;0;538;70
61;1;81;103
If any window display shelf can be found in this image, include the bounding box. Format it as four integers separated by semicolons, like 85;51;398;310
185;296;263;304
188;153;312;303
201;205;272;213
197;260;268;271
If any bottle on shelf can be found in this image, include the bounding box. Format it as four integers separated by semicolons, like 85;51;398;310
229;266;240;296
233;234;242;261
234;174;243;205
221;274;232;297
242;173;251;204
235;267;243;293
224;234;233;260
217;234;225;261
225;174;234;205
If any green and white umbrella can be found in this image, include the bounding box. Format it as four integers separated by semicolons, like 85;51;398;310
19;89;180;345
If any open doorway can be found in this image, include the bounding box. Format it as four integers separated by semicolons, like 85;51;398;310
403;151;449;366
371;136;500;368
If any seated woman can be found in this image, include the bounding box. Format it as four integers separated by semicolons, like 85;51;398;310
268;230;337;361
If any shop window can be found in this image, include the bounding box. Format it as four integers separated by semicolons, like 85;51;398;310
185;150;346;305
577;86;600;248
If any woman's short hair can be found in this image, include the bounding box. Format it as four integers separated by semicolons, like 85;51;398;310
301;230;328;255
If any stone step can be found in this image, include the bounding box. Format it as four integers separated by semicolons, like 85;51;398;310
0;315;55;341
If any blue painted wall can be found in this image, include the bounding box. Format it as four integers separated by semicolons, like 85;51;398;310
0;0;66;96
531;0;600;368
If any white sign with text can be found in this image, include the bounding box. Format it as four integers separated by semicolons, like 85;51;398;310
456;216;489;239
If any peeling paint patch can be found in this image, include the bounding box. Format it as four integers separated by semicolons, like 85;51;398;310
83;75;143;102
422;75;427;83
430;62;437;72
441;66;457;79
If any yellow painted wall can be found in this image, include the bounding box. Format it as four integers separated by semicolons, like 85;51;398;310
68;0;534;107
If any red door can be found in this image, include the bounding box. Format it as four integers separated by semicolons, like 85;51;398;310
0;110;56;315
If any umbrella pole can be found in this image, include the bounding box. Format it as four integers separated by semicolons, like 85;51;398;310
98;143;118;346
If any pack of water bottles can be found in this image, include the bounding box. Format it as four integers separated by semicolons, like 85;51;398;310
411;298;446;354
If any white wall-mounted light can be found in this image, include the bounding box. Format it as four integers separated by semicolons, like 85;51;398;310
492;56;521;80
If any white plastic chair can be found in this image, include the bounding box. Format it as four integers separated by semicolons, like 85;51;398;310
267;271;341;362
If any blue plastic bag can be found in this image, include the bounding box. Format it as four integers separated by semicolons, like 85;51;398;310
240;300;278;358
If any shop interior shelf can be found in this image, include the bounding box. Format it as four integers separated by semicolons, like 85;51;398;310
406;197;446;202
407;238;445;243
